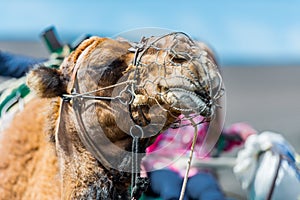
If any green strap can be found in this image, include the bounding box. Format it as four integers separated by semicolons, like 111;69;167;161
214;135;226;156
0;83;30;117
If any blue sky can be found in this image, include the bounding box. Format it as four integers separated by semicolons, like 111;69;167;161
1;0;300;66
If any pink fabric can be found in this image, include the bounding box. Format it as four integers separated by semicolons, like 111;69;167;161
226;122;257;140
222;122;258;151
142;115;256;177
142;115;210;177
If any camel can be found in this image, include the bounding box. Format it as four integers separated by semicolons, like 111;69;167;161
0;32;223;199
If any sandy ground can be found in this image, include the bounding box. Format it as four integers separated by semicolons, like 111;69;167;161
1;41;300;199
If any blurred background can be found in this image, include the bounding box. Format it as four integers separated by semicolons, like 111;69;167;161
1;0;300;199
1;0;300;66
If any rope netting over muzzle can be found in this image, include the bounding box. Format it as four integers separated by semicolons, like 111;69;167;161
65;31;225;172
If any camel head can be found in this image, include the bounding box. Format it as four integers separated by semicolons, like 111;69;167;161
26;32;223;199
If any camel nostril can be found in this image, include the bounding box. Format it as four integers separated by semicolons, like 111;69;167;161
194;90;211;104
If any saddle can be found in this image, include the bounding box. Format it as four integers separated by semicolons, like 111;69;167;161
0;26;89;130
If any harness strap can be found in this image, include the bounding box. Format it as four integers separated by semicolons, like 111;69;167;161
68;37;107;94
130;128;149;200
0;83;29;117
266;154;281;200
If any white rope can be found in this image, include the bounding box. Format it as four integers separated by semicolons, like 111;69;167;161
179;119;198;200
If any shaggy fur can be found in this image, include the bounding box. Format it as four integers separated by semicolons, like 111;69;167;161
0;98;60;200
26;66;67;98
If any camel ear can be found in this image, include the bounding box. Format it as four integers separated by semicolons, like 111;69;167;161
27;65;67;98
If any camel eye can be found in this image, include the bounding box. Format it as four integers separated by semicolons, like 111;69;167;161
172;57;186;64
169;53;188;64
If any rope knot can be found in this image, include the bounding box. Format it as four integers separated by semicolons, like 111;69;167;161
131;177;150;200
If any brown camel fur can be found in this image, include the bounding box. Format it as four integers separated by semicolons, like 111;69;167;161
0;98;60;200
0;33;221;199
